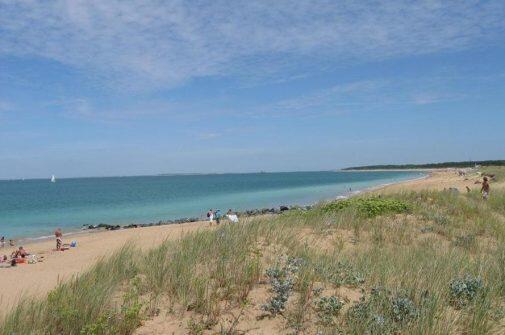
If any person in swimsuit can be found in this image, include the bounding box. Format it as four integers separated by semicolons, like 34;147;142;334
55;228;63;250
11;246;28;259
481;177;490;200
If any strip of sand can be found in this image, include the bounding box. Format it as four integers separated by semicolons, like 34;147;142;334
0;169;496;314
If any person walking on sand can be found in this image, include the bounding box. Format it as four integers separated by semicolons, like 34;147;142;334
207;209;214;226
55;228;63;251
227;209;239;223
215;209;222;225
481;177;490;200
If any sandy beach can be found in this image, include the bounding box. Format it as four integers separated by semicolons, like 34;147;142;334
0;221;215;313
0;168;498;314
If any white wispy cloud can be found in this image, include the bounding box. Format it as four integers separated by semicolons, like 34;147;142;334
47;98;181;122
1;0;504;90
261;75;474;117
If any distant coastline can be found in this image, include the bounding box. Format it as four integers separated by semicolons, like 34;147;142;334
342;159;505;171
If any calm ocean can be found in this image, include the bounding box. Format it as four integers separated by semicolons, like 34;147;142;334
0;171;424;239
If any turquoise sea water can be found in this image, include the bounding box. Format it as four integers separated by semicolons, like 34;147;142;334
0;171;424;239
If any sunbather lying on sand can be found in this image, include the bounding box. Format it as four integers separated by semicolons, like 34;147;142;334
0;255;11;268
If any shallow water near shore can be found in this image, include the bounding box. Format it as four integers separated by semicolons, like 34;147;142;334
0;171;424;239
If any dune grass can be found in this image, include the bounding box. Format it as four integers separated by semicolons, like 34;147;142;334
2;168;505;334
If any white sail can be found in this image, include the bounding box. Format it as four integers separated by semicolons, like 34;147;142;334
51;175;56;183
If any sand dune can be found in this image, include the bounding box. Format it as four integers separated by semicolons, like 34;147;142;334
0;168;496;314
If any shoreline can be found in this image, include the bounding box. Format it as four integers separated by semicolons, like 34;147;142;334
11;172;427;246
0;171;438;312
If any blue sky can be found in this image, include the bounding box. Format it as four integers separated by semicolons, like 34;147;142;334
1;1;504;179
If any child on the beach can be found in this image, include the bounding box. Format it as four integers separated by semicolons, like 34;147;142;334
481;177;490;200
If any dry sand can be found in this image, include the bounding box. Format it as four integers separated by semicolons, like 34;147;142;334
378;168;503;193
0;221;215;313
0;168;498;314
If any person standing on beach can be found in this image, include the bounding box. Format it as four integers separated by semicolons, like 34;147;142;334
207;209;214;226
227;209;239;223
55;228;63;251
0;236;4;248
481;177;490;200
215;209;221;225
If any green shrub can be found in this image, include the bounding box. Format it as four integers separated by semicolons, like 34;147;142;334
261;257;303;316
314;296;344;326
328;261;365;287
323;197;410;218
449;275;484;308
453;234;477;250
345;288;418;334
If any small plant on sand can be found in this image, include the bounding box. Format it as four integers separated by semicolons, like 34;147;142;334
422;211;450;225
261;257;304;316
317;260;365;287
453;234;477;250
314;295;344;326
118;279;144;333
449;275;484;309
391;296;418;324
345;288;418;334
80;313;113;335
187;317;206;335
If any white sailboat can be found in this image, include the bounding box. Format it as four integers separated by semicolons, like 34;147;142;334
51;175;56;183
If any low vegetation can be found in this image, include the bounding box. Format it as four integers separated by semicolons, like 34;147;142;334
1;167;505;334
322;196;410;217
344;159;505;170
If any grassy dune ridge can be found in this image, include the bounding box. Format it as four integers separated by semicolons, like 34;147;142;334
2;168;505;334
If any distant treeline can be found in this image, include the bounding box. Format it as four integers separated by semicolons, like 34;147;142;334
343;160;505;170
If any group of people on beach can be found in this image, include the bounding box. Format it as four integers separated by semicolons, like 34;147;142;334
0;245;31;267
1;236;24;266
207;209;239;226
0;228;69;268
0;236;16;248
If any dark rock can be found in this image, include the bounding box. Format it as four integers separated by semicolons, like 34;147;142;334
280;205;289;211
